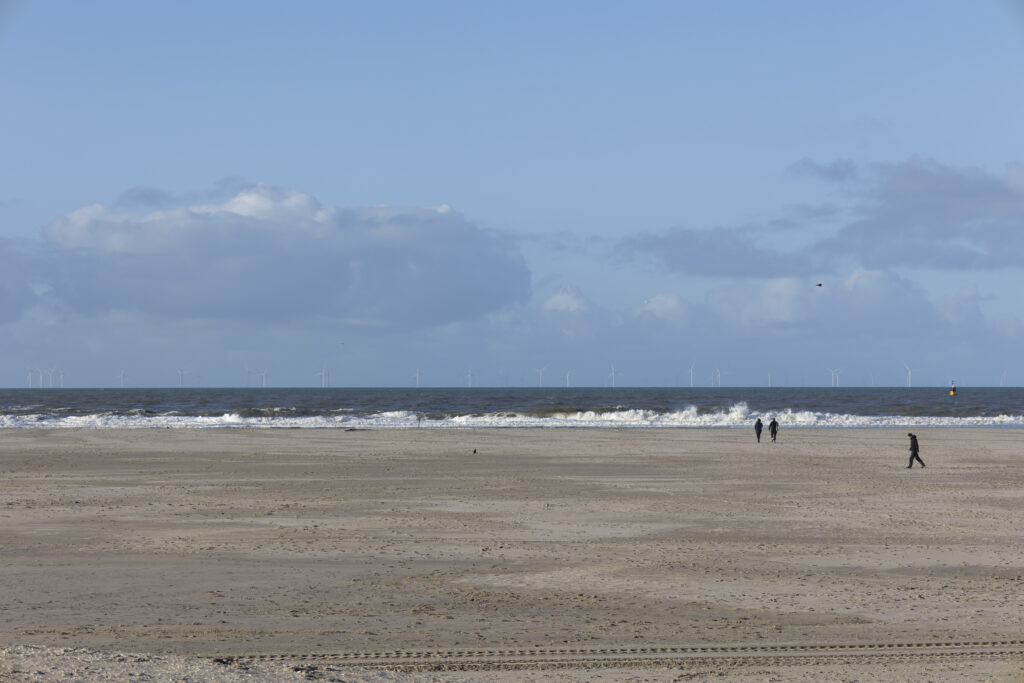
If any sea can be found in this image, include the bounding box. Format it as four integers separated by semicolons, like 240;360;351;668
1;387;1022;430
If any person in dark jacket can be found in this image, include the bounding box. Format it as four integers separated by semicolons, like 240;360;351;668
768;418;779;443
907;433;925;468
754;418;763;443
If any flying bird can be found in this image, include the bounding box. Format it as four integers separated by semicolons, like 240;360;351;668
816;283;823;287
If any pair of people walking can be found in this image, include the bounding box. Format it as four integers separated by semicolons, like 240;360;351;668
754;417;778;443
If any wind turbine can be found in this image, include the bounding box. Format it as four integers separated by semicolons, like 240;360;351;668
316;366;329;388
414;368;421;388
177;368;190;388
564;369;571;388
536;365;548;388
715;367;722;387
903;363;912;388
27;368;34;388
690;360;695;388
827;368;840;387
118;370;127;389
609;364;617;388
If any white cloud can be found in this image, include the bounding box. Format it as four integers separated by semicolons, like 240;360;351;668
705;277;810;327
636;293;687;322
542;288;589;313
36;184;531;330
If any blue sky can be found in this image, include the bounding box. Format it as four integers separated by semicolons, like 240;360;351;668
2;1;1023;387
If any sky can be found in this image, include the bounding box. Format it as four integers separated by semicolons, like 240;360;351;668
2;1;1023;388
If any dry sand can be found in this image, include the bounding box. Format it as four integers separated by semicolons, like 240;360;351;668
1;427;1022;681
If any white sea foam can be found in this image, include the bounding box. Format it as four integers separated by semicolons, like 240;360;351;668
1;403;1022;429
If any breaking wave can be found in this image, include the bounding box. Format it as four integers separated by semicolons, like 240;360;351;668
2;402;1022;429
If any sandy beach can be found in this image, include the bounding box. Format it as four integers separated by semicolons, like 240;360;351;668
1;427;1023;681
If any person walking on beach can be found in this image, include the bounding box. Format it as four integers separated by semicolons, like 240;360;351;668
907;433;925;468
754;418;763;443
768;418;779;443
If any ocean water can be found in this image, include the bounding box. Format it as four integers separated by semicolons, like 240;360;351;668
1;387;1022;429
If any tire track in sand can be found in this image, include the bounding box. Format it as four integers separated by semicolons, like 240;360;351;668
209;639;1024;672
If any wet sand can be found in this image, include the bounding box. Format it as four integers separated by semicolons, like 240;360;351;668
1;427;1022;680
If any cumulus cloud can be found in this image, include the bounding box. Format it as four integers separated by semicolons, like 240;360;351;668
538;285;605;341
826;268;939;337
35;184;531;330
114;177;251;209
636;293;687;321
542;287;589;314
688;267;944;345
705;277;813;328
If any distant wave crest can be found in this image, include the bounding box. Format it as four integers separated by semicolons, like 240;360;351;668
2;402;1022;429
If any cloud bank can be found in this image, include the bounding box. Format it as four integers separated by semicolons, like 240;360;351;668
3;163;1019;387
624;156;1024;279
33;184;530;330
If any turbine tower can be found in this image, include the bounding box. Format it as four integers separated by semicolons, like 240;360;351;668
903;363;912;388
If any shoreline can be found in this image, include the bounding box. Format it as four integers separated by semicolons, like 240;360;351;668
2;428;1022;680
